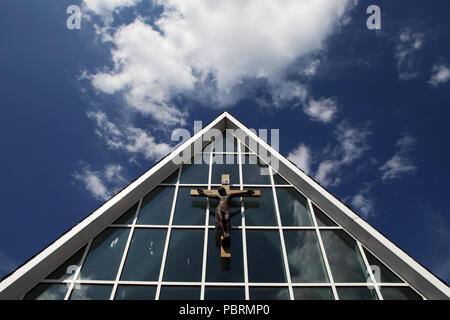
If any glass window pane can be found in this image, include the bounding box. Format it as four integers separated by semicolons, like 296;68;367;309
159;286;200;300
180;156;209;184
244;188;277;226
112;203;138;225
46;245;86;281
163;229;203;282
321;230;368;283
284;230;328;283
205;287;245;300
276;188;313;226
242;155;271;185
293;287;334;300
115;286;156;300
206;229;244;282
313;204;337;226
79;228;129;280
208;187;242;226
249;287;290;300
137;187;175;225
209;131;237;152
212;155;239;185
337;287;378;300
70;285;112;300
273;173;289;185
24;283;68;300
247;230;286;283
363;249;403;283
173;187;207;225
121;228;167;281
162;169;180;184
380;287;422;300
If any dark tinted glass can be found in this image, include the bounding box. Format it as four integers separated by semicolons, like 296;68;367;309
337;287;378;300
79;228;129;280
246;230;286;283
173;187;207;225
206;229;244;282
363;249;403;283
204;287;245;300
284;230;328;283
121;228;167;281
244;188;277;226
163;229;203;282
24;283;68;300
276;188;313;226
380;287;422;300
312;204;337;226
112;203;139;225
293;287;334;300
242;155;271;185
211;155;239;185
136;187;175;225
249;287;290;300
180;157;209;184
46;245;86;281
273;173;289;185
69;285;112;300
321;230;368;283
159;286;201;300
162;169;180;184
114;286;156;300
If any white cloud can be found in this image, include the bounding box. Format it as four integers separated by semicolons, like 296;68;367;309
351;192;373;219
87;0;354;124
380;133;417;180
428;64;450;87
272;81;309;108
288;144;311;174
303;97;338;123
87;111;172;161
314;122;370;186
74;165;120;201
395;28;424;80
83;0;142;22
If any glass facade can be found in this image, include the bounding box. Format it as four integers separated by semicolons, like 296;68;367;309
25;134;423;300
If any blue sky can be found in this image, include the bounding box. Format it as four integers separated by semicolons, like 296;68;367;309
0;0;449;284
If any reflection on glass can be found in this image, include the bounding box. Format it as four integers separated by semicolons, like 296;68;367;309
180;157;209;184
212;155;239;185
249;287;290;300
276;188;313;226
363;249;403;283
163;229;203;282
46;245;86;281
114;286;156;300
242;155;271;185
283;230;328;283
24;283;67;300
246;230;286;283
112;203;138;225
79;228;129;280
209;187;242;226
204;287;245;300
136;187;175;225
293;287;334;300
321;230;368;283
159;286;201;300
70;285;112;300
380;287;422;300
312;204;337;226
244;188;277;226
121;228;166;281
337;287;378;300
206;229;244;282
173;187;207;225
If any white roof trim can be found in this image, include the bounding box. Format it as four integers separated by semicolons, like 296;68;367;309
0;111;448;299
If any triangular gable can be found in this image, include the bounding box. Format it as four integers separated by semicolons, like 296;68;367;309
0;112;449;299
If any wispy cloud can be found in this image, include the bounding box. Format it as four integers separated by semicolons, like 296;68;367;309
428;63;450;87
0;250;18;277
380;133;417;180
395;28;424;80
87;111;172;161
74;164;126;201
288;144;311;174
303;97;338;123
83;0;143;23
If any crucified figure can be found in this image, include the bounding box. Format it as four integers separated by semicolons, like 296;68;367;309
197;187;256;248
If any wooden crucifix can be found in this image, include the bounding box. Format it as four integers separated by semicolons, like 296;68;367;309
191;174;260;258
